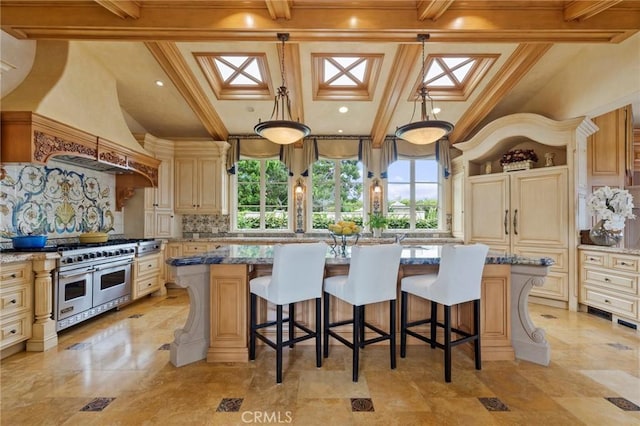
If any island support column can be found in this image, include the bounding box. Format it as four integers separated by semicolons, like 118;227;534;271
511;264;551;366
170;264;210;367
27;258;58;352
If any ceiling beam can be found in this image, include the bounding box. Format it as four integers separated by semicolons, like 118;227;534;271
94;0;140;19
417;0;455;21
145;42;228;141
564;0;623;22
370;44;420;148
1;3;638;43
449;43;552;144
265;0;291;20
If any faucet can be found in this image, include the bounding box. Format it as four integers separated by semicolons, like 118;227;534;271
394;234;406;243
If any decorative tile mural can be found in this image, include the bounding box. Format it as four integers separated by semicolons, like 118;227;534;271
0;161;116;238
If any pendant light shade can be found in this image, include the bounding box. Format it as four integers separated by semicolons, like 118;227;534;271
395;34;453;145
254;33;311;145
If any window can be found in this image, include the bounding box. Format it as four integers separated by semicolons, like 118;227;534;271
311;159;364;229
386;158;440;230
235;159;289;230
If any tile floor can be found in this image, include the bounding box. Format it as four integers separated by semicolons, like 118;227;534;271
1;288;639;425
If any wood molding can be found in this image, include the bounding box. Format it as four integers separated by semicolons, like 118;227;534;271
1;4;638;43
564;0;623;22
417;0;455;21
264;0;291;20
370;44;420;148
449;43;552;144
145;41;228;141
94;0;140;19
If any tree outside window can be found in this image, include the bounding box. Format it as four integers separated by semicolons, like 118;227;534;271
236;159;289;230
386;159;439;230
311;159;364;229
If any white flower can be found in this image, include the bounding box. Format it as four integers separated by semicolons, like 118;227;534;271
587;186;636;231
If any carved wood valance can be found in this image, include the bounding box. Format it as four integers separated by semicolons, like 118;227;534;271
1;111;160;211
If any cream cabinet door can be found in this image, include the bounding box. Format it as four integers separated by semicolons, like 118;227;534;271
510;167;568;248
198;158;220;213
467;174;509;246
174;158;198;213
156;155;173;210
155;212;174;238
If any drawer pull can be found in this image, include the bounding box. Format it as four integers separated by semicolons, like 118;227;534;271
10;329;16;334
604;278;611;282
620;261;628;266
589;257;597;261
11;273;17;278
10;299;16;304
604;299;611;304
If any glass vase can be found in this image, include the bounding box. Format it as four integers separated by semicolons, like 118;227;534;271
589;219;623;246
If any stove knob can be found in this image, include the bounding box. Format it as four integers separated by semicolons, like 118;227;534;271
83;254;90;260
76;256;84;262
102;251;109;257
114;250;121;255
89;253;96;258
96;252;102;257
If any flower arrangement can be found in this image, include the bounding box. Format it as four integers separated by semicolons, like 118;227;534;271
501;149;538;164
587;186;635;231
366;213;389;230
328;221;360;235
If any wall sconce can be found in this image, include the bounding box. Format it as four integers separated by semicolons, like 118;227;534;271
371;178;382;214
294;178;305;234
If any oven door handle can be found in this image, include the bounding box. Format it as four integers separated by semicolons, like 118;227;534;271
59;268;94;278
93;259;134;272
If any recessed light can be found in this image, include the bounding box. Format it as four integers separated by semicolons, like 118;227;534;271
338;129;343;133
155;80;164;87
338;106;349;113
431;107;441;114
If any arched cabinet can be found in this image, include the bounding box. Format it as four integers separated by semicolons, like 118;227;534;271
455;114;597;310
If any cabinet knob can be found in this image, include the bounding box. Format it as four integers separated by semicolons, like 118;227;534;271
620;261;628;266
589;257;597;261
10;273;16;278
10;299;16;304
604;278;611;282
10;329;16;334
604;299;611;304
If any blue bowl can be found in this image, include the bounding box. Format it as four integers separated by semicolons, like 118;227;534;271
12;235;48;249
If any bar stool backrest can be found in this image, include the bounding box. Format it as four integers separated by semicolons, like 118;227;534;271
345;244;403;305
430;244;489;305
269;242;328;305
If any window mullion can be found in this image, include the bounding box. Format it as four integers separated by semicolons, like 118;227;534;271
260;160;266;229
334;160;341;221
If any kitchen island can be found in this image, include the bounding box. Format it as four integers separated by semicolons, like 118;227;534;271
166;244;554;368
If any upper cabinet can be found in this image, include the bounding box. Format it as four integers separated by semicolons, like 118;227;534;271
174;141;229;215
587;105;634;190
456;113;597;311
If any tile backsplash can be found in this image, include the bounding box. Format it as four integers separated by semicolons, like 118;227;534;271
182;214;229;237
0;160;122;239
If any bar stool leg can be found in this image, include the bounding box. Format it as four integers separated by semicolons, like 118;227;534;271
474;299;481;370
315;297;322;367
444;305;452;383
400;291;408;358
249;293;257;360
289;303;296;348
276;304;283;384
323;292;330;358
353;304;361;382
359;306;366;348
390;299;396;369
430;301;437;348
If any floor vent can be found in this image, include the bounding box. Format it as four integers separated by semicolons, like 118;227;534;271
617;319;638;330
587;306;612;321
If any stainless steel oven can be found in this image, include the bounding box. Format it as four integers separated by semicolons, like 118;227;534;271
54;242;136;331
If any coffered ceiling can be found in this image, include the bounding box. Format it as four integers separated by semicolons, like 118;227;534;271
1;1;639;147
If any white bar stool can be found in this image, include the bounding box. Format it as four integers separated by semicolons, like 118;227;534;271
323;244;403;382
249;242;327;383
400;243;489;382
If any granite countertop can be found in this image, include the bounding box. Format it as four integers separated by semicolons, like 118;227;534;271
0;252;60;264
578;244;640;256
166;244;554;267
170;236;463;245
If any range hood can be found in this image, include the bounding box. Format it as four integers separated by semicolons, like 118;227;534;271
1;40;159;206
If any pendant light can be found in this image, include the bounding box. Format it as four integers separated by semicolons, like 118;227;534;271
395;34;453;145
254;33;311;145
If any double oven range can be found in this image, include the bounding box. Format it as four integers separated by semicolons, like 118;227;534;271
16;239;161;331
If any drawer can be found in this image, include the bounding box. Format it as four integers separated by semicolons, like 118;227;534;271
137;256;161;274
135;274;160;299
183;243;216;254
582;267;638;295
0;262;32;287
1;313;31;350
0;285;30;317
529;271;568;301
581;286;638;319
610;254;639;273
581;251;606;267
